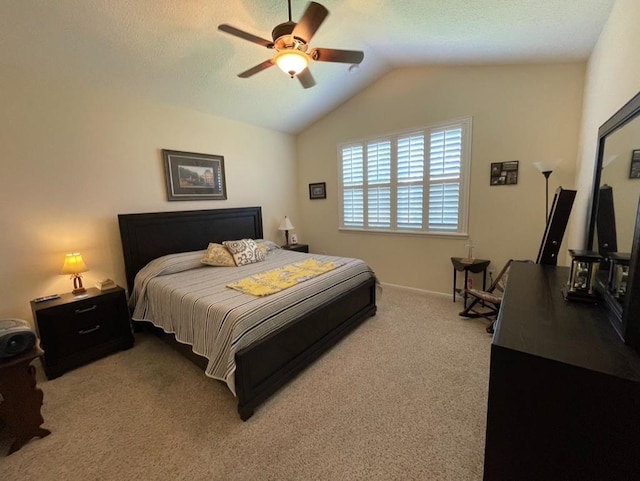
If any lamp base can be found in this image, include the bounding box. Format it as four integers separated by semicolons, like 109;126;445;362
71;274;86;295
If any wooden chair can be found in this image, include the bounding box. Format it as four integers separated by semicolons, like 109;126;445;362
459;259;513;333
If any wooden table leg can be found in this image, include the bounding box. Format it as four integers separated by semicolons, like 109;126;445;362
0;345;50;454
453;269;457;302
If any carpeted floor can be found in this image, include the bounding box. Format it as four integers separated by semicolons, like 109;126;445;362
0;286;492;480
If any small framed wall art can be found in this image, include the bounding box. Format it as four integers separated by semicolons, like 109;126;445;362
630;149;640;179
309;182;326;199
162;149;227;201
490;160;519;186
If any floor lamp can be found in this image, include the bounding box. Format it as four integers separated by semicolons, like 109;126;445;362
533;160;561;224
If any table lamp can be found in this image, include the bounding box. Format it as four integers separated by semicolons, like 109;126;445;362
278;216;295;246
61;253;89;295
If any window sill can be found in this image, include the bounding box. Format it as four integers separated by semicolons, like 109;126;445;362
338;227;468;239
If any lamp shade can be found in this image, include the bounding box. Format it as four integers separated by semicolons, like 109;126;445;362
61;253;88;274
275;50;309;77
278;216;295;231
533;159;561;174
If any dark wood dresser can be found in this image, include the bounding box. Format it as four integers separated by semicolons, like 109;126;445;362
484;262;640;481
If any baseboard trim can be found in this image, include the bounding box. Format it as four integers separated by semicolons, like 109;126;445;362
379;282;450;298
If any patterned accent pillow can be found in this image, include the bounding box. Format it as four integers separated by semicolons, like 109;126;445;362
201;243;236;267
223;239;266;266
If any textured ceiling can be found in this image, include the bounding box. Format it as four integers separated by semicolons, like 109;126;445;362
0;1;615;134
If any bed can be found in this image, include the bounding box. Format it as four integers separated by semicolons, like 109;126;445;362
118;206;377;420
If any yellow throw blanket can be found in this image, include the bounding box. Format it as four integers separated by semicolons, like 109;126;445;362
227;258;343;296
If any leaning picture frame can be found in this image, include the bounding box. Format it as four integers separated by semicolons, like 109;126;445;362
309;182;326;199
630;149;640;179
162;149;227;201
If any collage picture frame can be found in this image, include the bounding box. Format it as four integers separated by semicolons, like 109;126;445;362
490;160;519;186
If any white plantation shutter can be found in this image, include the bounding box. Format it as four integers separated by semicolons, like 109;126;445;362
428;128;462;230
397;135;425;229
429;183;460;230
342;145;364;227
339;118;470;235
367;141;391;228
368;187;391;227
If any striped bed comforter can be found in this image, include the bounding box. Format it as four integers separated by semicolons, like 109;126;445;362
129;247;376;395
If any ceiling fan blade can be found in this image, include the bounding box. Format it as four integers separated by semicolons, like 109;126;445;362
292;2;329;44
297;68;316;89
218;24;273;48
238;59;275;78
311;48;364;64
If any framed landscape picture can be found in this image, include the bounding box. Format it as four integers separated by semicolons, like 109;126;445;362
162;150;227;201
309;182;326;199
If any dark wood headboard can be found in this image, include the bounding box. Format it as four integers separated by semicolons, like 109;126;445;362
118;207;263;293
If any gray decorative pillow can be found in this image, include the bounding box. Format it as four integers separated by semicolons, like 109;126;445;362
223;239;266;266
255;239;281;252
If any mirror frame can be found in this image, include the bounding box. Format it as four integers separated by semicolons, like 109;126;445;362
586;90;640;351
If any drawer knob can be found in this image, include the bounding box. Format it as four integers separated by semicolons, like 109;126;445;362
75;305;97;314
78;325;101;335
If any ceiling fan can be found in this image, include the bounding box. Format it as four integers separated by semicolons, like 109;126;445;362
218;0;364;89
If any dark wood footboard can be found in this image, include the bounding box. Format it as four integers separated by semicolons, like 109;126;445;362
234;276;377;420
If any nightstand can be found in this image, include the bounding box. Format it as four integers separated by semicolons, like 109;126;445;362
30;286;134;379
282;244;309;253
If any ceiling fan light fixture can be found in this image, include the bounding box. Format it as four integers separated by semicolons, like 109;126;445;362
275;49;309;78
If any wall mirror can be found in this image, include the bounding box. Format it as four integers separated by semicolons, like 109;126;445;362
587;90;640;351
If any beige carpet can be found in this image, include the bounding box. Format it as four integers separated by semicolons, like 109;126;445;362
0;286;492;481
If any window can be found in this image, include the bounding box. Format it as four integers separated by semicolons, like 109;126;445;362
339;118;471;236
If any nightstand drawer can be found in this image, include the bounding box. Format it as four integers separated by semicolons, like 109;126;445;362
37;297;121;335
38;300;122;358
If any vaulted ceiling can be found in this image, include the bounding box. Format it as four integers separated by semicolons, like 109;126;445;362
0;1;615;134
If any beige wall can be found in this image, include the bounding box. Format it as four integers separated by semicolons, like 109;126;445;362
568;0;640;251
5;0;637;324
0;64;296;324
297;63;585;294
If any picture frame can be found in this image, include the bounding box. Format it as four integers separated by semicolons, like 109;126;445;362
290;233;299;245
309;182;326;199
490;160;519;186
162;149;227;201
630;149;640;179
